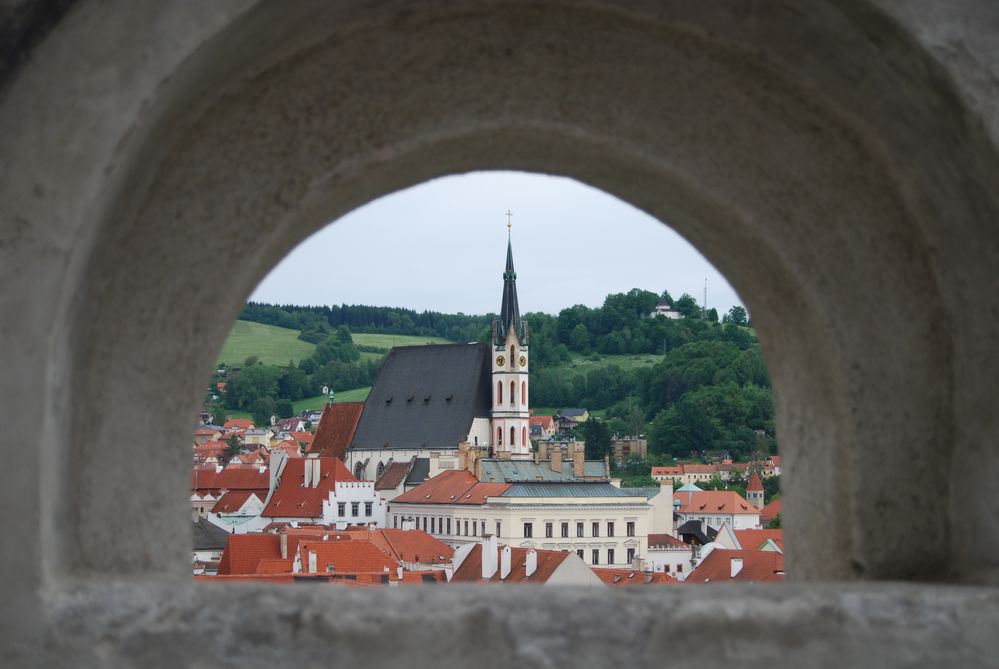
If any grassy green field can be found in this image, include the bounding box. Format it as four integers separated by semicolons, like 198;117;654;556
293;387;371;412
218;320;317;366
559;352;665;372
350;332;454;349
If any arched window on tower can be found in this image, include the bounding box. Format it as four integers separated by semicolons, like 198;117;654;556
497;381;503;405
510;345;515;366
521;381;526;405
522;426;527;448
510;426;516;446
497;427;503;446
510;380;515;405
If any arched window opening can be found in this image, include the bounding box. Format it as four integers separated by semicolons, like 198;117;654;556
522;426;527;447
510;345;515;365
497;381;503;405
354;462;364;480
510;380;515;405
521;381;526;405
376;461;385;479
497;427;503;447
510;426;516;446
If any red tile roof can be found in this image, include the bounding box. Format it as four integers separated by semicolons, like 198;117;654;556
529;415;554;429
210;490;267;514
734;529;783;551
761;498;782;523
392;470;511;505
297;539;399;576
217;534;280;575
376;529;455;565
191;465;269;492
223;418;254;430
450;544;571;583
593;568;676;586
289;431;314;447
648;533;689;549
195;427;220;436
374;461;411;490
308;402;364;460
688;548;785;583
674;490;758;515
261;457;356;518
747;472;764;492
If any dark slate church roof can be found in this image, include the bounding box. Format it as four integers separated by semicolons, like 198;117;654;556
349;343;491;451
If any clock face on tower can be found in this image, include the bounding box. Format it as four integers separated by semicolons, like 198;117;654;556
519;355;527;367
495;355;506;366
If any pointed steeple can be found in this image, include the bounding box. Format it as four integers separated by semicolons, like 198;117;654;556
498;226;522;341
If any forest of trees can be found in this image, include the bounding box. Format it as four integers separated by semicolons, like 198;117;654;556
228;288;775;461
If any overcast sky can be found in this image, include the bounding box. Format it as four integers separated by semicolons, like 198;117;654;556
250;171;743;317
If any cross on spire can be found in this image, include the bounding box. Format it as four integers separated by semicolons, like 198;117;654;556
506;209;513;232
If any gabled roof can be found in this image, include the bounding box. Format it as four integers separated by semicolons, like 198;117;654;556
593;568;677;586
217;534;281;575
529;415;555;429
373;529;455;565
350;344;491;451
192;518;231;551
648;533;689;549
210;489;267;514
761;498;782;523
391;470;511;505
308;401;364;459
674;490;757;515
747;471;764;492
688;548;785;583
374;460;412;490
559;408;588;418
223;418;254;430
734;529;784;552
297;539;400;575
261;457;356;518
191;465;268;492
450;544;571;584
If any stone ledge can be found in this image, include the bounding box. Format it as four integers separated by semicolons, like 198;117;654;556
24;581;998;668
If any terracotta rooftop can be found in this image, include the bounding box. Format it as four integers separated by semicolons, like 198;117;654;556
688;548;785;583
392;469;511;505
308;402;364;460
191;465;268;492
734;528;783;551
261;457;356;518
450;544;570;584
374;460;411;490
747;471;764;492
210;489;267;514
223;418;254;430
593;568;676;586
761;498;782;523
674;490;758;515
217;534;280;575
297;539;399;576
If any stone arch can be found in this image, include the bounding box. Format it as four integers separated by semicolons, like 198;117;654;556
3;0;999;663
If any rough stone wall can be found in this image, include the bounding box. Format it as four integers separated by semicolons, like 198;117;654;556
0;1;997;667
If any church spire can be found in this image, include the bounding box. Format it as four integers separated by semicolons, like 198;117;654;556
498;212;522;342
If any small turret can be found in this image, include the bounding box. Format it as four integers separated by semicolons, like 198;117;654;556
746;471;765;511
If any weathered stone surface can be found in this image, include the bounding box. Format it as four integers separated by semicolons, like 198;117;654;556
1;1;997;666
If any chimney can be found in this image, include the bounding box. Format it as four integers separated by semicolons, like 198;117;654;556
631;555;646;571
458;441;469;471
474;455;483;480
730;558;744;578
397;566;403;580
481;535;498;579
308;550;317;574
304;459;313;487
280;532;288;560
525;549;537;578
313;458;321;487
644;570;653;584
604;453;610;478
551;446;562;473
537;440;548;461
573;446;584;477
500;545;512;580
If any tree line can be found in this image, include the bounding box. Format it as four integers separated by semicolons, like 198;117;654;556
233;288;774;461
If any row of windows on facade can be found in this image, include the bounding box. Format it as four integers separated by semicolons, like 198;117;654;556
392;515;635;540
496;425;528;447
335;501;374;517
495;380;527;406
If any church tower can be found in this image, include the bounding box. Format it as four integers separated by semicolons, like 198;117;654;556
491;221;530;458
